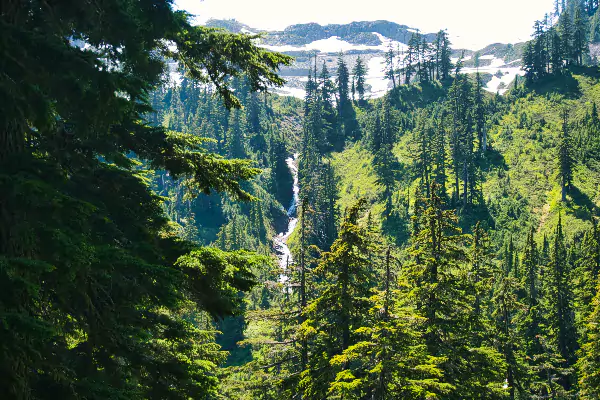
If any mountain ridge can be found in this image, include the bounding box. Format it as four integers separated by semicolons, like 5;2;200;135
205;18;526;98
206;18;525;52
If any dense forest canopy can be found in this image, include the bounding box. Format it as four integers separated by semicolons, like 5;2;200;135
0;0;291;398
4;0;600;399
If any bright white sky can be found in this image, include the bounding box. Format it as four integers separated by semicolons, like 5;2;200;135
175;0;554;50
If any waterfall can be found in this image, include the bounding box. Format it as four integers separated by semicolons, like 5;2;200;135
273;153;299;282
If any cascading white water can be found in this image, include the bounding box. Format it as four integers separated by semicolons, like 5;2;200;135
273;153;299;282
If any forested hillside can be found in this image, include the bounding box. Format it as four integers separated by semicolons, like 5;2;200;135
205;1;600;398
4;0;600;399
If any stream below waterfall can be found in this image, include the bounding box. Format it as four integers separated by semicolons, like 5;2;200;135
273;153;299;283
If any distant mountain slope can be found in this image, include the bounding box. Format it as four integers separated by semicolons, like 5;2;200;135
457;42;527;66
263;20;438;46
207;19;436;46
205;19;526;98
206;18;525;54
205;19;257;33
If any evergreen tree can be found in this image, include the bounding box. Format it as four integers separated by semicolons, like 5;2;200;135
573;5;590;64
0;2;291;398
559;9;575;65
330;248;449;399
313;162;339;252
504;236;515;277
558;110;575;202
432;110;449;194
384;44;397;89
246;91;267;153
492;276;527;399
382;95;396;147
374;146;399;216
575;219;600;323
577;283;600;397
412;109;434;197
306;90;329;153
352;56;367;106
299;199;376;399
470;222;497;321
534;20;549;79
550;28;564;74
474;71;487;152
544;214;578;390
522;228;540;311
367;111;385;153
373;98;399;216
337;53;351;106
299;196;309;372
305;65;318;114
405;33;421;84
406;184;506;398
523;41;538;82
418;35;431;83
435;30;453;81
337;53;359;140
226;107;248;159
516;227;546;393
299;113;321;187
590;5;600;42
319;62;342;150
447;73;476;207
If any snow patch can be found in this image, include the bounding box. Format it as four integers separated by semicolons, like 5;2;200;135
272;86;306;99
451;55;473;64
462;55;524;95
266;39;525;99
372;33;408;52
260;33;407;54
483;68;524;95
489;57;505;68
365;56;390;99
260;36;367;53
